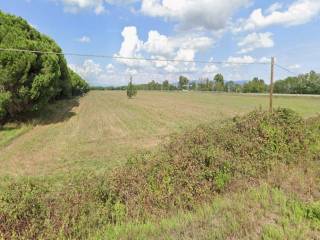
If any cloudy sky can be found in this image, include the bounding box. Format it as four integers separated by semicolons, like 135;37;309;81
1;0;320;86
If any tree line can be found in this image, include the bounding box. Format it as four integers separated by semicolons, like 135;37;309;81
101;71;320;96
0;11;89;125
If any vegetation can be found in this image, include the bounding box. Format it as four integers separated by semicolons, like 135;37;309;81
214;73;224;91
127;77;137;98
274;71;320;94
99;71;320;96
179;76;189;90
1;108;320;239
69;69;89;96
0;11;88;125
243;77;267;93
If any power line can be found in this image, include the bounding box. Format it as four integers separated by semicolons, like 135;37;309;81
275;63;300;75
0;47;269;65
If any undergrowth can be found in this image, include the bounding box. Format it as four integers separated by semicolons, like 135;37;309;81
0;108;320;239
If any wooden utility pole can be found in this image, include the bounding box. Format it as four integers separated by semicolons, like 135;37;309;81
269;57;275;113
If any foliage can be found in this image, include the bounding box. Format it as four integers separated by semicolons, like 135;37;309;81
178;76;189;90
0;11;89;124
274;71;320;94
214;73;224;91
224;81;242;92
127;77;137;98
243;77;267;93
1;108;319;239
69;69;89;96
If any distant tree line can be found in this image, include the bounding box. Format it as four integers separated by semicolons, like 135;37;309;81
0;11;89;125
274;71;320;94
91;70;320;97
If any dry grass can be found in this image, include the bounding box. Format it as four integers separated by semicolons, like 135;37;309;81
1;90;320;177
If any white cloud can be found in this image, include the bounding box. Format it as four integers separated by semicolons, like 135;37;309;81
115;26;214;74
62;0;105;14
265;2;283;14
259;57;272;63
106;63;115;73
60;0;138;14
69;59;102;78
77;36;91;43
143;31;174;57
227;55;256;64
238;0;320;31
238;32;274;53
140;0;251;31
203;58;219;74
289;64;301;69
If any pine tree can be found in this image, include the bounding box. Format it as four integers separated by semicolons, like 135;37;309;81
127;76;137;99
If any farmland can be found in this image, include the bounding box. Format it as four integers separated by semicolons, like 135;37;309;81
1;90;320;178
1;91;320;239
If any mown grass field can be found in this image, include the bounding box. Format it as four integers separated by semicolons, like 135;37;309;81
1;91;320;239
1;90;320;178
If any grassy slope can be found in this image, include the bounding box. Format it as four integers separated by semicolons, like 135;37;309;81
1;91;320;177
95;185;320;240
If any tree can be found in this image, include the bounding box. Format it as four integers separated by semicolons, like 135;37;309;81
127;77;137;99
162;80;169;91
243;77;267;93
0;11;89;123
214;73;224;91
224;81;242;93
179;76;189;90
69;69;89;96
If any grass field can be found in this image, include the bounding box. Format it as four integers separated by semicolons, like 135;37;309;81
1;90;320;178
1;90;320;239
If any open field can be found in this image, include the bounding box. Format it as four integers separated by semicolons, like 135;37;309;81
1;90;320;178
1;91;320;239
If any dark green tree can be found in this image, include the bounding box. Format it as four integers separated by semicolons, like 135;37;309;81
69;69;90;96
0;11;89;123
127;77;137;99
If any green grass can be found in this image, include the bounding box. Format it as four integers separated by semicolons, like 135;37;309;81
1;93;320;239
1;91;320;177
93;185;320;240
0;124;31;148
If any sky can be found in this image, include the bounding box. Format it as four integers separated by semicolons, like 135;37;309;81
1;0;320;86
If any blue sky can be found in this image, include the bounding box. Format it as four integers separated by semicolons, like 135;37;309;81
1;0;320;86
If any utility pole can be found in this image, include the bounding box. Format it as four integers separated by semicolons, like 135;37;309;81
269;57;275;113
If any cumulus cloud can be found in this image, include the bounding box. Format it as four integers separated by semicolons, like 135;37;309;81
69;59;102;78
140;0;251;31
236;0;320;31
115;26;214;73
238;32;274;53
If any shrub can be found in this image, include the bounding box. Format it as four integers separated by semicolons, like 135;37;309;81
108;108;311;219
